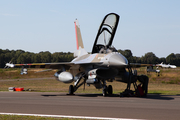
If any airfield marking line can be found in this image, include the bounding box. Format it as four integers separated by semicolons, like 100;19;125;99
0;112;144;120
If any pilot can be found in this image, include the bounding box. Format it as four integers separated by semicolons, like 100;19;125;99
99;46;115;54
99;47;106;54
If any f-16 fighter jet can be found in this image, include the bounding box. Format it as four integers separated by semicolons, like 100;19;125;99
6;13;149;97
157;62;177;69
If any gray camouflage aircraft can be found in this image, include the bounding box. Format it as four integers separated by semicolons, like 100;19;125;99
6;13;149;97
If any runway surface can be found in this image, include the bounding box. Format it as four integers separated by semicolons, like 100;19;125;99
0;92;180;120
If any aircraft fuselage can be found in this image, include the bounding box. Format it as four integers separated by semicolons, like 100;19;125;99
71;52;128;67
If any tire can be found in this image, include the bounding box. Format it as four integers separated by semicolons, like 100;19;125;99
107;85;113;95
69;85;74;94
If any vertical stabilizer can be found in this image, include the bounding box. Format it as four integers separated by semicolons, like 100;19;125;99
74;19;88;57
74;19;84;50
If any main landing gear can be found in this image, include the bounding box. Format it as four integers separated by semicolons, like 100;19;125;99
68;83;113;96
67;72;86;95
67;72;114;96
102;85;113;97
120;65;149;97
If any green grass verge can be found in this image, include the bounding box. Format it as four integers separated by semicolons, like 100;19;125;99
148;90;180;95
0;68;180;95
0;115;84;120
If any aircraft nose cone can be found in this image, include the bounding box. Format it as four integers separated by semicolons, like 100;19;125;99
109;53;128;66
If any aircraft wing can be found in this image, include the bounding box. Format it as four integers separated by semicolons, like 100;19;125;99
6;62;74;69
6;61;103;69
73;61;103;65
130;63;154;68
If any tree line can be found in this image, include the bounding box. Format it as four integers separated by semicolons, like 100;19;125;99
0;48;179;68
0;49;73;68
118;49;180;66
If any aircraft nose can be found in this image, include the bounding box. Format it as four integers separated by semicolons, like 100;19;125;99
109;53;128;66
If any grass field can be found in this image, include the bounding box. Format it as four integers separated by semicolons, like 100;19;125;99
0;68;180;95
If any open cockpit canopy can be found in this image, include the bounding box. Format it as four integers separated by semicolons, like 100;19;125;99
92;13;119;54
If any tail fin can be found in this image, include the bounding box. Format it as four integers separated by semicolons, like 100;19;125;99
74;19;88;57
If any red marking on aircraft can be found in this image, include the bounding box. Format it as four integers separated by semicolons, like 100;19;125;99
74;21;79;50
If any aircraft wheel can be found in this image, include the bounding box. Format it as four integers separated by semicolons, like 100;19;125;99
69;85;74;95
107;85;113;95
102;86;107;97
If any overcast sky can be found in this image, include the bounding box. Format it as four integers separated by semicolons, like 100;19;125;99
0;0;179;58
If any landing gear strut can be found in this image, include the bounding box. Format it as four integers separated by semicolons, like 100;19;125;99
107;85;113;95
120;65;134;97
68;72;85;95
102;86;107;97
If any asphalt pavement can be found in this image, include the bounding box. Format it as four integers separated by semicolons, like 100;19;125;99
0;92;179;120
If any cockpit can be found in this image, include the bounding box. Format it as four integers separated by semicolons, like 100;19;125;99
95;45;117;54
92;13;119;54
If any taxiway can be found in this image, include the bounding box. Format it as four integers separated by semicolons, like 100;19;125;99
0;92;180;120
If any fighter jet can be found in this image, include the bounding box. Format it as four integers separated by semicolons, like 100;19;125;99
156;62;177;69
6;13;149;97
